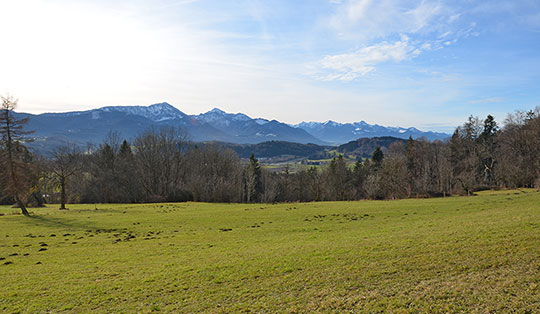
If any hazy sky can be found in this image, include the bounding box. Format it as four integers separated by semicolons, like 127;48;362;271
1;0;539;132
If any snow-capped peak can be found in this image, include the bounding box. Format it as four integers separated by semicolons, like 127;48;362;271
98;102;187;122
254;118;269;125
293;121;318;128
323;120;342;127
208;107;226;114
196;108;252;124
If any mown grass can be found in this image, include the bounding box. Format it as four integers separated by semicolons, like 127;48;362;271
1;190;540;313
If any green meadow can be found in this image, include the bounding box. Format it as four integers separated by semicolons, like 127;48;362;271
1;190;540;313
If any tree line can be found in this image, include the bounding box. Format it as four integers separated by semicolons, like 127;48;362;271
1;95;539;214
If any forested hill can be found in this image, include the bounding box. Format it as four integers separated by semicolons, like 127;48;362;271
203;141;330;159
337;136;408;158
206;137;408;160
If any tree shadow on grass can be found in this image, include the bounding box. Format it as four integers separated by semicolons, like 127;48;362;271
15;214;128;233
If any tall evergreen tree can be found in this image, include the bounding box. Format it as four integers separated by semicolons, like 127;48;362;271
118;140;132;158
371;146;384;170
243;154;263;202
478;115;498;186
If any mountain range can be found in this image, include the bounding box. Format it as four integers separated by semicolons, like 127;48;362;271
296;120;448;144
15;102;450;149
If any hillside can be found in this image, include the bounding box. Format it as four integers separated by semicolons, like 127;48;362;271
1;190;539;312
337;136;408;158
209;141;330;159
204;137;408;161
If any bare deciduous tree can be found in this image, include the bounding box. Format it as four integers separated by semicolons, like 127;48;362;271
134;127;188;202
49;145;82;210
0;95;34;215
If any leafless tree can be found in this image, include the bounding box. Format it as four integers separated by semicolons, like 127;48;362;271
0;95;34;215
133;127;188;202
49;145;83;209
496;107;540;188
185;145;242;202
450;116;482;195
379;144;408;199
364;174;381;200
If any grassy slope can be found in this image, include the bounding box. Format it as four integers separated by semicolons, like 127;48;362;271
1;190;539;313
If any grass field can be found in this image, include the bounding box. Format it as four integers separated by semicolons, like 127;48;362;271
1;190;540;313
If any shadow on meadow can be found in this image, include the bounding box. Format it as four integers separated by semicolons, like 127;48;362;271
13;211;126;233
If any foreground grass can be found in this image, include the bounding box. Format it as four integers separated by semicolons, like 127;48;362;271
1;190;540;313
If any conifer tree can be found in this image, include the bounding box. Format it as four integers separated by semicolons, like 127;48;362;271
371;146;384;169
244;154;262;202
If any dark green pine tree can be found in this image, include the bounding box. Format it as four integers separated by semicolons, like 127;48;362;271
478;115;498;186
116;139;140;202
244;154;263;202
480;115;498;140
371;146;384;170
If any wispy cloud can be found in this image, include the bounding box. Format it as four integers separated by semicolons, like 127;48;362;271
318;35;421;80
318;0;478;81
328;0;448;40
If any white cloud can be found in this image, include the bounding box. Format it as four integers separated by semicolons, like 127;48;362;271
318;35;421;81
421;43;432;50
319;0;480;81
406;1;444;33
329;0;448;40
448;13;461;23
438;31;452;38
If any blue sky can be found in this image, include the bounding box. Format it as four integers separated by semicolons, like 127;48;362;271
1;0;539;132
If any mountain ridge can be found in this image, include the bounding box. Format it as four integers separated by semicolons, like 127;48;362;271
16;102;451;150
293;120;448;144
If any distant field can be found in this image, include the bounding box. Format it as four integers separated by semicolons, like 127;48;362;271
1;190;540;313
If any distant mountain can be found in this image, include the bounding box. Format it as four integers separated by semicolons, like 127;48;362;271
98;102;189;121
15;102;451;152
294;120;449;144
193;108;323;144
17;103;226;149
337;137;408;158
17;103;326;149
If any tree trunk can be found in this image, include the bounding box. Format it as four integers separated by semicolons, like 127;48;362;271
60;177;66;210
16;196;30;216
32;192;45;207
